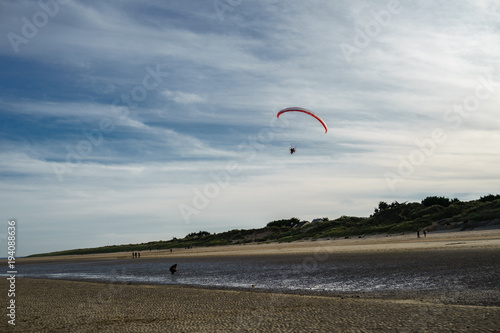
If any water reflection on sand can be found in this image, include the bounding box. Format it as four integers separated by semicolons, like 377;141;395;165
12;248;500;305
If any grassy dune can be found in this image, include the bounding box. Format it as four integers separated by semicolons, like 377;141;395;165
28;195;500;257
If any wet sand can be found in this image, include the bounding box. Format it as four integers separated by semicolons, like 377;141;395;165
3;229;500;332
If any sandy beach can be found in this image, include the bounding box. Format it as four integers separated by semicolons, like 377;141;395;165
2;277;499;332
3;229;500;332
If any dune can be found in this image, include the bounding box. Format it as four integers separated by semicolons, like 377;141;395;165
15;228;500;263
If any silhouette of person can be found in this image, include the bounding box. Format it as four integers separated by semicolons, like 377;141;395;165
423;230;427;237
170;264;178;275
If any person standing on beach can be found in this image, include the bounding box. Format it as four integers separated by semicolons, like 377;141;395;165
170;264;178;275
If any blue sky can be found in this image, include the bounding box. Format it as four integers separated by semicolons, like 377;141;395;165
1;0;499;256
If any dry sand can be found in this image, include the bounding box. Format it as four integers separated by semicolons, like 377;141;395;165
3;229;500;332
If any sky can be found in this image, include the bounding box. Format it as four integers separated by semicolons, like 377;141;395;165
1;0;499;256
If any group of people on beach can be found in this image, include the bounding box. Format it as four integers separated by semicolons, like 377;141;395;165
417;230;427;238
132;252;140;258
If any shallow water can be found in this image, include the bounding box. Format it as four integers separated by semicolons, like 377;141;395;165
7;248;500;304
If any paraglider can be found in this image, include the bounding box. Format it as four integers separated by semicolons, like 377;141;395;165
277;107;328;133
277;107;327;154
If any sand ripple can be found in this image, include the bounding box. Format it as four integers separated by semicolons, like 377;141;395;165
2;278;499;332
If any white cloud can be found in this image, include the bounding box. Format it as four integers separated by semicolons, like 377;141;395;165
163;90;206;104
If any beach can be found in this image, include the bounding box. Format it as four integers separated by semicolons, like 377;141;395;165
18;228;500;262
2;278;499;332
3;229;500;332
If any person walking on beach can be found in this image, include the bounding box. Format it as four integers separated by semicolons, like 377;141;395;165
170;264;178;275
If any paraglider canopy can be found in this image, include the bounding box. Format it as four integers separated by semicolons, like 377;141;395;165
277;107;328;133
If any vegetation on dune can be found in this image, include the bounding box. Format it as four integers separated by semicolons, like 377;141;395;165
28;195;500;257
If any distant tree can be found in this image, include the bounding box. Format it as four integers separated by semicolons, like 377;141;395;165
479;194;500;202
266;218;300;228
378;201;389;211
374;201;389;214
186;231;211;238
421;196;452;207
390;201;401;208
